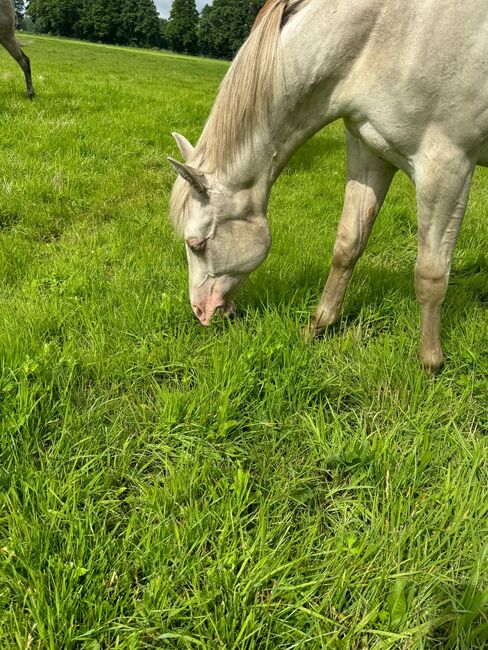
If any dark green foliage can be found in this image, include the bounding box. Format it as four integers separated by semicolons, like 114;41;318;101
159;18;169;49
27;0;161;47
199;0;264;59
79;0;121;43
164;0;199;54
27;0;80;37
119;0;161;48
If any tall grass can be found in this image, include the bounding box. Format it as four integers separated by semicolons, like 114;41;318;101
0;34;486;648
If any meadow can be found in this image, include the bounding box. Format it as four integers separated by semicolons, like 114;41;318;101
0;34;486;648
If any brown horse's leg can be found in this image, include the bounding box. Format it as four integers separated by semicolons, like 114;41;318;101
304;132;395;340
1;36;34;98
414;142;474;372
20;49;34;99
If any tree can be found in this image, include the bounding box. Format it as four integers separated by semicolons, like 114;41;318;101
14;0;25;27
86;0;122;43
159;19;169;49
198;0;264;59
120;0;160;48
27;0;81;37
26;0;161;47
164;0;199;54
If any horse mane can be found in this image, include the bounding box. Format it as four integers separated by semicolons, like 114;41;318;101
170;0;306;234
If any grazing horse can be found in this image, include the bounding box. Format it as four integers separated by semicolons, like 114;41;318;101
169;0;488;371
0;0;34;98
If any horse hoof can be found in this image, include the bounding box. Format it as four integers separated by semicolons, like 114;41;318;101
302;323;322;343
420;349;444;374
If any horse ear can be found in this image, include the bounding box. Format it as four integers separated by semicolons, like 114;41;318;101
172;132;195;162
167;157;208;196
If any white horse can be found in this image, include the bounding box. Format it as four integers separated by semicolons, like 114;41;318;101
169;0;488;371
0;0;34;98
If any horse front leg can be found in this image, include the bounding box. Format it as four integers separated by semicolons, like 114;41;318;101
414;143;475;372
20;50;34;99
1;36;34;99
304;132;395;340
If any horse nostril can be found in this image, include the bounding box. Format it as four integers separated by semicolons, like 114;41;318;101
192;304;204;320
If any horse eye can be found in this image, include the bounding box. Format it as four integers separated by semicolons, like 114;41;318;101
186;237;207;253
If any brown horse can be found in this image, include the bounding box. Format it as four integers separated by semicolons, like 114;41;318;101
0;0;34;98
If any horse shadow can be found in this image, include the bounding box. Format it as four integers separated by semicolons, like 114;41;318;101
241;258;487;327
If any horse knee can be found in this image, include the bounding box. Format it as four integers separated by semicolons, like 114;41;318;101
414;259;448;304
332;232;363;269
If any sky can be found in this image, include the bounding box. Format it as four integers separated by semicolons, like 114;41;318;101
155;0;208;19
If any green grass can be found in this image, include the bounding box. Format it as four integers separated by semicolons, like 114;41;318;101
0;34;486;648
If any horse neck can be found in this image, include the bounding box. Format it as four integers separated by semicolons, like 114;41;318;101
266;0;385;180
206;0;383;205
214;73;345;211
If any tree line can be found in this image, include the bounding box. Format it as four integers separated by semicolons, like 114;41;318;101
19;0;161;49
15;0;265;60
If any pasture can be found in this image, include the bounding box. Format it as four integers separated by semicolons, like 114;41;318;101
0;34;486;648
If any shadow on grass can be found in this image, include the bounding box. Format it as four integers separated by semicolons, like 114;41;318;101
450;254;488;305
242;260;487;325
245;262;412;308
